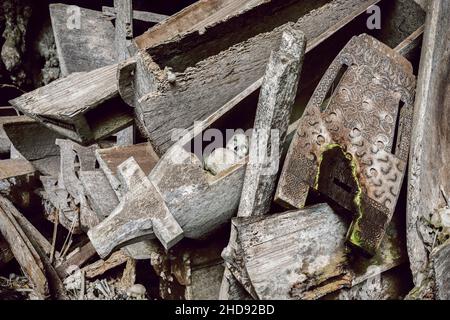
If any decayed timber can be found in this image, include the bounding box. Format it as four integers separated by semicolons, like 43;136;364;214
81;250;129;279
88;83;258;257
49;3;116;76
0;196;49;298
2;116;63;176
10;64;134;145
275;34;416;255
132;0;383;154
79;171;119;219
56;139;101;231
431;240;450;300
227;204;352;300
56;242;98;278
95;142;159;198
151;231;228;300
0;235;13;267
132;0;269;51
102;6;168;24
114;0;133;63
220;28;306;299
407;0;450;296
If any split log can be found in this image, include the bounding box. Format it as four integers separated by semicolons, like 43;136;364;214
220;27;306;299
275;34;416;255
226;203;352;300
81;250;129;280
431;240;450;300
10;64;134;145
49;4;116;76
407;0;450;293
102;6;168;24
0;196;49;298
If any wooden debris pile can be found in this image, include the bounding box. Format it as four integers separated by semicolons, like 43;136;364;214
0;0;448;300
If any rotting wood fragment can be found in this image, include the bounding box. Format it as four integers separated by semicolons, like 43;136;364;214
0;196;49;299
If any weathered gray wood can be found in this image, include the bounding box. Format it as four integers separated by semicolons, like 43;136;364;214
49;3;116;76
2;117;63;176
229;204;352;300
134;0;383;154
79;171;119;219
0;195;49;299
88;158;184;257
133;0;268;51
407;0;450;292
10;64;134;145
114;0;133;63
275;34;416;255
431;240;450;300
95;142;159;199
102;6;168;24
0;235;14;267
220;27;306;300
238;28;305;218
55;139;101;232
0;159;40;210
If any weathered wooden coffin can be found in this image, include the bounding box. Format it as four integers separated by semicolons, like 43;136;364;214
121;0;424;155
407;0;450;298
275;34;416;255
9;64;134;145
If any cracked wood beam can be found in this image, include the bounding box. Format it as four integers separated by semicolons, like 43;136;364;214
10;64;134;145
407;0;450;295
220;27;306;300
0;196;49;299
128;0;382;155
102;6;168;24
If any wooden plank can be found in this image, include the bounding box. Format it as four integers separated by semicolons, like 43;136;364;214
407;0;450;293
135;0;384;154
0;196;49;298
230;204;352;300
81;250;128;279
2;116;63;176
56;242;98;278
133;0;268;51
102;6;168;24
10;64;134;144
220;27;306;299
49;3;116;76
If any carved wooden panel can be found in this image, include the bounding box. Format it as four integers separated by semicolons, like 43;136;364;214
276;34;416;255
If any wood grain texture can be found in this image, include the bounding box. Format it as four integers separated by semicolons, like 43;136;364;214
102;6;168;24
136;0;381;154
0;196;49;299
407;0;450;289
50;3;116;76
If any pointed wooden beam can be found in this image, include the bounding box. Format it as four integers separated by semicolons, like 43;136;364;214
407;0;450;292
